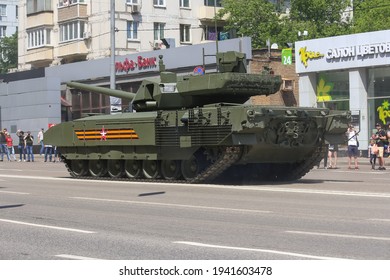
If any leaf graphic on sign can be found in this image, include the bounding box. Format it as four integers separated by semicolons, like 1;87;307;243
317;77;333;102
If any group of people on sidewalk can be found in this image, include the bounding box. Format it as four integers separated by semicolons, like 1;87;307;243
318;122;390;171
0;128;59;162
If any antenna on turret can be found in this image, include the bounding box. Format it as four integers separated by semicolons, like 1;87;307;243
158;55;165;72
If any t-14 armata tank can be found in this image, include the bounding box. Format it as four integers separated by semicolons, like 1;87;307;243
45;51;350;183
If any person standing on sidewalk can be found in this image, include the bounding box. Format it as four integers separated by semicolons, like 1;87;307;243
16;130;26;161
37;128;44;155
24;131;34;162
5;132;17;161
346;125;359;170
0;128;10;161
373;123;387;170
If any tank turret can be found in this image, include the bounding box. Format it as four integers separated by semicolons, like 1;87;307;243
67;51;282;112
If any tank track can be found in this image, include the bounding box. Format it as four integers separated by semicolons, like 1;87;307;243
62;146;242;184
273;143;326;181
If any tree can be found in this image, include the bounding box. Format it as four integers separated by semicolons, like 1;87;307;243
0;32;18;74
219;0;281;48
352;0;390;33
288;0;351;38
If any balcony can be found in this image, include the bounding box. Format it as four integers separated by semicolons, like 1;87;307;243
26;12;54;29
198;6;226;21
58;3;88;22
57;40;88;62
25;47;54;66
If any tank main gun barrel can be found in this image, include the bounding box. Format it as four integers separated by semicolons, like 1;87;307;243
66;81;137;101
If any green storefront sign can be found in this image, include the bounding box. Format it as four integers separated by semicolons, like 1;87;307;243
282;48;292;65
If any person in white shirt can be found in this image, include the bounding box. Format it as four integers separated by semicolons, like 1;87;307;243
346;125;359;170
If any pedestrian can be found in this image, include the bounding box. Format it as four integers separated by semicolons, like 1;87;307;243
16;130;26;162
346;125;359;170
368;139;378;170
44;143;53;162
37;128;44;155
372;123;387;170
327;143;338;169
5;132;17;161
24;131;34;162
0;128;10;161
317;144;329;169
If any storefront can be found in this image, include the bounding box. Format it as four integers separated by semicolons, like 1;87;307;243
295;29;390;151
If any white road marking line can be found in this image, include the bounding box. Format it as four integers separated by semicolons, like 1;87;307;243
55;254;103;260
174;241;348;260
0;218;95;234
286;230;390;241
0;190;29;195
369;218;390;222
71;197;271;214
1;174;390;199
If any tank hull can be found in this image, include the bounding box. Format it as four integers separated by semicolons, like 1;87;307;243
45;104;349;182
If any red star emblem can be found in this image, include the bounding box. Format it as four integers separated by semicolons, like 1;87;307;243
100;126;107;141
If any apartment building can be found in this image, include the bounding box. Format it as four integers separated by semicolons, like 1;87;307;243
18;0;229;70
0;0;18;38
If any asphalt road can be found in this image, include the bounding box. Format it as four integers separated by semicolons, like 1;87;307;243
1;157;390;260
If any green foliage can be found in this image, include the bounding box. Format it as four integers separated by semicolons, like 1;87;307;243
219;0;281;48
352;0;390;33
219;0;390;49
0;32;18;74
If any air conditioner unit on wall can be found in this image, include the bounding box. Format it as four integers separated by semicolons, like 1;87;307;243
281;79;294;92
153;40;162;50
83;31;91;39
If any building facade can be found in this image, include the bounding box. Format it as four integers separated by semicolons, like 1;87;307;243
295;29;390;151
0;0;18;38
18;0;230;70
0;37;252;144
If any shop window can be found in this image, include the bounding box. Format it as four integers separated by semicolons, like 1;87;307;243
368;67;390;129
316;71;349;110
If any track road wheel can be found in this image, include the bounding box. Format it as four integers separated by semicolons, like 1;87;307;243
88;160;108;177
181;154;205;181
161;160;181;180
107;159;124;178
142;160;161;179
124;160;142;178
69;160;88;177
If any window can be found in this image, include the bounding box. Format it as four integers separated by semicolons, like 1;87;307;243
316;72;349;111
180;24;191;43
154;22;165;40
59;21;86;42
204;0;222;7
180;0;189;8
127;21;138;40
153;0;165;7
202;25;227;41
27;0;52;15
58;0;85;7
126;0;138;4
0;26;6;38
27;28;51;48
0;5;6;16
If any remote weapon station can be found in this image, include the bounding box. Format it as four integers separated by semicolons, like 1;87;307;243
45;51;350;183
